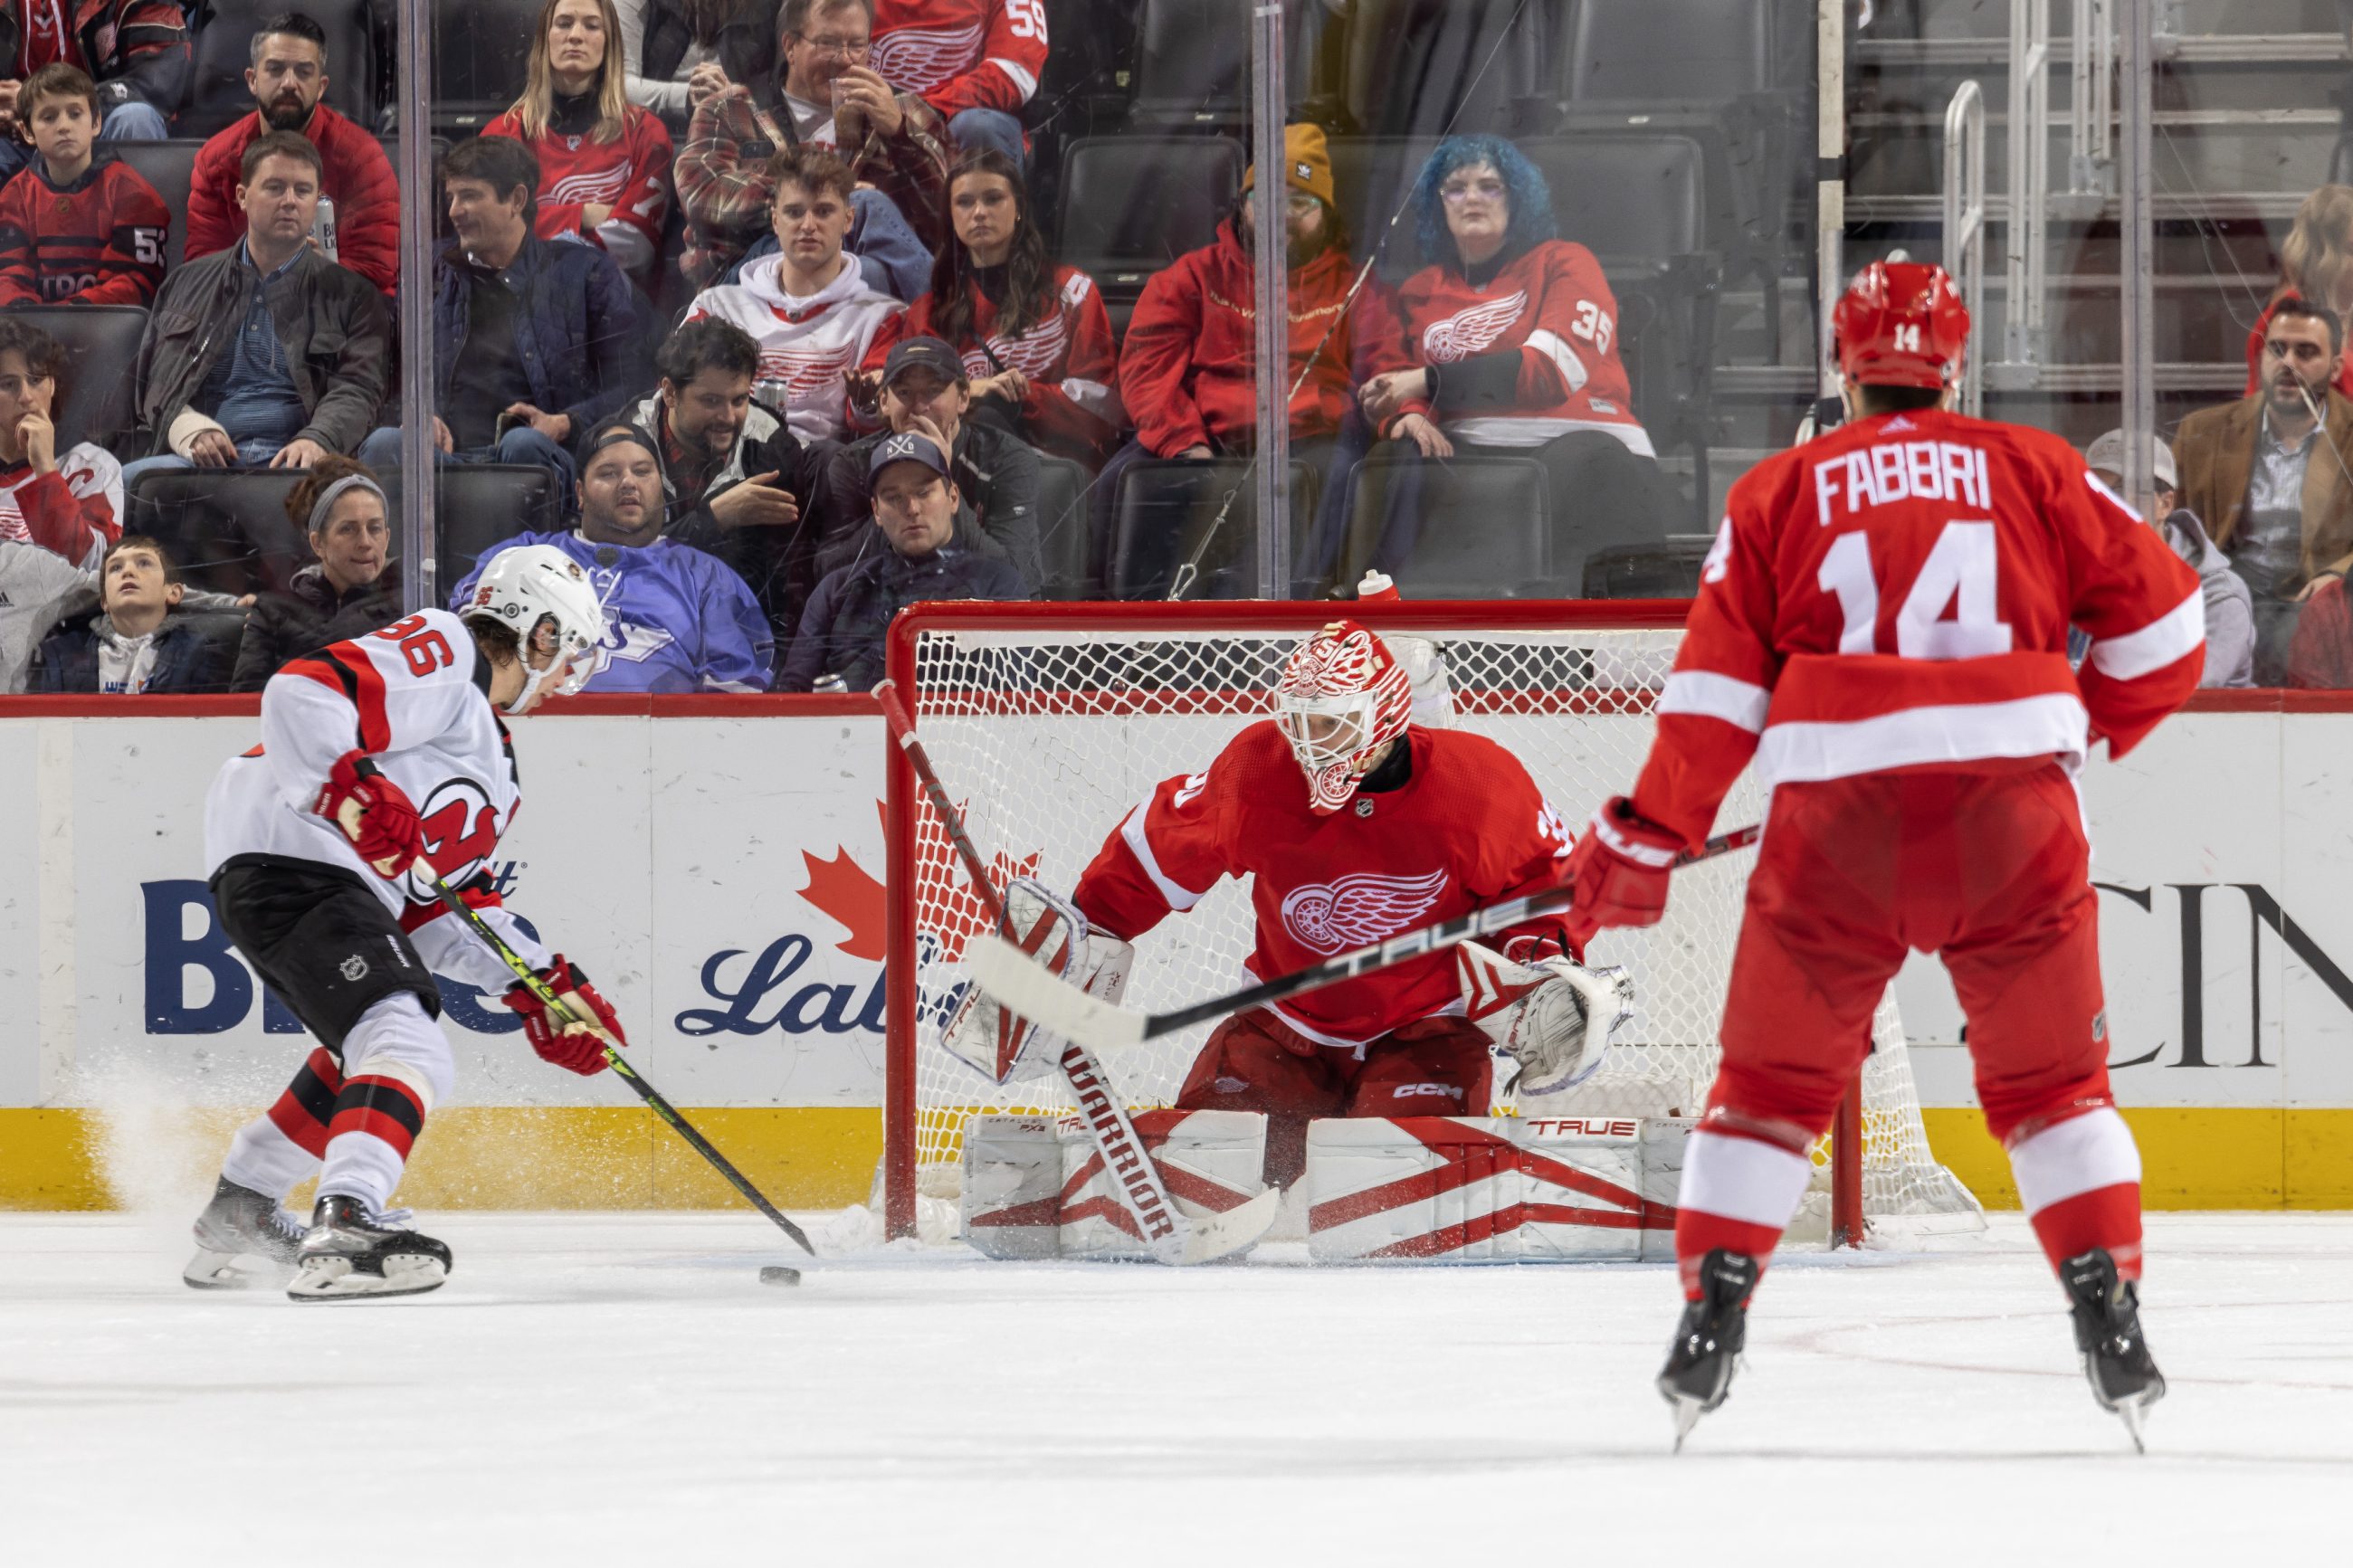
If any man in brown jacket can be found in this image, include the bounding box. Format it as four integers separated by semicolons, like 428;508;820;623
2175;295;2353;682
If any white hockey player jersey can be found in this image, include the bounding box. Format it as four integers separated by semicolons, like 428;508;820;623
203;608;553;992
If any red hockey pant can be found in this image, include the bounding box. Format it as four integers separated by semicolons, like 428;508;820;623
1713;761;2113;1146
1177;1009;1495;1187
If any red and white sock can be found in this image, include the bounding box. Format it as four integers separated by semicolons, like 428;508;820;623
221;1046;344;1199
1672;1128;1815;1299
2008;1107;2144;1281
315;995;450;1218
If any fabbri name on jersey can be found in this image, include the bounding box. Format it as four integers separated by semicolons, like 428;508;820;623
1813;437;1994;524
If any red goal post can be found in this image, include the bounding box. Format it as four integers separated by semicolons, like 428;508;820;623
881;600;1980;1246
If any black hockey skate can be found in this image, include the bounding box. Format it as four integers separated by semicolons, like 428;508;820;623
1657;1249;1758;1451
2061;1248;2166;1451
184;1175;309;1288
286;1195;452;1301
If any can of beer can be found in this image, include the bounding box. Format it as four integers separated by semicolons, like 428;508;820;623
311;195;338;261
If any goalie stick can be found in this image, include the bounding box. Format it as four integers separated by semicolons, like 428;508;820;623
967;825;1763;1053
426;873;816;1260
875;682;1280;1266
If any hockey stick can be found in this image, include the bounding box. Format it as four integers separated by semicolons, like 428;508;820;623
425;874;816;1259
875;682;1279;1266
967;824;1764;1053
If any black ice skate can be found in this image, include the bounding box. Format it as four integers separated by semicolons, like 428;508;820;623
2061;1248;2166;1451
1657;1249;1758;1451
286;1195;452;1301
184;1175;309;1289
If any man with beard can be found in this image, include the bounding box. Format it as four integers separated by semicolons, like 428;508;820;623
184;14;397;293
621;318;839;641
1101;124;1446;597
2177;294;2353;682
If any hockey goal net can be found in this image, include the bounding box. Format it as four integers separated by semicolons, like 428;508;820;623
881;602;1982;1246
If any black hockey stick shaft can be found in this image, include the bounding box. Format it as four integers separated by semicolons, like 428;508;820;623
1117;822;1761;1041
427;874;814;1256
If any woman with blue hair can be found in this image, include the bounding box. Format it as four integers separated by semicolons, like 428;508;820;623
1356;135;1678;577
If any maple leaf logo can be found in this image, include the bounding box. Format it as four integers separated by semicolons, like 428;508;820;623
794;801;1043;966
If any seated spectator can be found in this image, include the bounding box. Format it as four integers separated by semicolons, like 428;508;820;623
1353;134;1679;574
682;146;901;443
230;455;399;690
829;333;1036;585
2176;295;2353;684
1104;124;1440;589
0;64;168;308
357;136;647;493
35;534;243;693
2082;428;2253;689
452;420;773;692
2244;185;2353;400
780;429;1021;690
867;149;1119;466
870;0;1041;170
0;0;182;182
483;0;675;285
614;0;774;132
0;317;120;565
622;318;842;640
129;132;389;482
186;14;397;295
675;0;948;290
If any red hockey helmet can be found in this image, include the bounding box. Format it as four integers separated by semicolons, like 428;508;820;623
1273;620;1415;815
1833;260;1970;390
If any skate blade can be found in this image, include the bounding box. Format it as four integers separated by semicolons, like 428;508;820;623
1666;1392;1705;1453
287;1253;450;1302
183;1248;292;1290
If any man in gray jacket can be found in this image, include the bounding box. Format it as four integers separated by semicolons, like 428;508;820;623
126;131;388;483
2086;428;2255;689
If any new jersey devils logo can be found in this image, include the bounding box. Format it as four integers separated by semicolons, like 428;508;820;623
398;777;506;900
1280;869;1449;954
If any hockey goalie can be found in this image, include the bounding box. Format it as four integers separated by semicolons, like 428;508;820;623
946;618;1633;1252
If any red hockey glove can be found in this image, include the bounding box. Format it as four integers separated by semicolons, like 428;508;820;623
1565;796;1686;934
313;750;424;878
504;956;624;1076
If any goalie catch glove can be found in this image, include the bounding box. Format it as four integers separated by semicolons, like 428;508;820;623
1457;937;1635;1096
943;879;1135;1086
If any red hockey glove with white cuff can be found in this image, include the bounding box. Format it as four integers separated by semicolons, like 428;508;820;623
1565;796;1686;933
504;956;624;1075
313;750;424;878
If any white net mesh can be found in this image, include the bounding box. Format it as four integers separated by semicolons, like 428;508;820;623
894;613;1982;1240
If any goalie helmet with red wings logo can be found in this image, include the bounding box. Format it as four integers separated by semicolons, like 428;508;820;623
1833;259;1970;390
1273;620;1415;814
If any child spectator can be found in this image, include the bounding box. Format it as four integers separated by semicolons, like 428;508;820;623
865;148;1118;465
0;315;120;565
34;534;243;693
682;145;902;442
0;64;168;308
229;455;400;689
869;0;1043;169
483;0;675;284
0;0;182;181
185;14;398;294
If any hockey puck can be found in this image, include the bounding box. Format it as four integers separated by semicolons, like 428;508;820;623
759;1265;802;1286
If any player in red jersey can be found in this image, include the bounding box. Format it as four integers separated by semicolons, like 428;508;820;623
1563;261;2205;1448
955;620;1633;1193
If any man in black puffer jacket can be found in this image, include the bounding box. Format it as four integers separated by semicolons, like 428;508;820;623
780;430;1022;690
229;457;400;691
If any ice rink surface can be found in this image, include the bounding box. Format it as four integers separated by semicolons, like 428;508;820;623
4;1210;2345;1566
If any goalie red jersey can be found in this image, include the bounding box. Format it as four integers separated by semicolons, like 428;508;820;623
1072;720;1576;1050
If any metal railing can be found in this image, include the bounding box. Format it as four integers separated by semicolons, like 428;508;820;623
1944;81;1988;418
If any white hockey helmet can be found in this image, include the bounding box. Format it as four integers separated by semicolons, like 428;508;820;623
461;543;607;710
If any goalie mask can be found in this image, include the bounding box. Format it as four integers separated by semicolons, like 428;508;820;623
1274;620;1415;815
462;544;608;712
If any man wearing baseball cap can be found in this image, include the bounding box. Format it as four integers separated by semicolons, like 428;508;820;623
827;332;1042;589
1099;122;1444;595
2083;428;2252;688
778;429;1024;691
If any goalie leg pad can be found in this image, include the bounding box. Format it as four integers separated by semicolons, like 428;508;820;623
960;1115;1066;1260
961;1111;1271;1260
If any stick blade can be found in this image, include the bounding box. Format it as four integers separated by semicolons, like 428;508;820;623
967;935;1150;1050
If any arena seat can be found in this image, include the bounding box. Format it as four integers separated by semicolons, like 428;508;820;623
108;142;203;271
1032;455;1094;599
17;306;148;454
1126;0;1318;129
1057;135;1243;328
1321;136;1439;276
1580;535;1718;600
382;465;568;584
429;0;543;133
1334;453;1550;597
182;0;380;138
123;469;309;597
1106;458;1318;600
1340;0;1552;141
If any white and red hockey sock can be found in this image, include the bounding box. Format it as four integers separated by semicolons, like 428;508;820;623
315;995;451;1217
1672;1127;1815;1300
2007;1106;2144;1281
221;1046;344;1199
